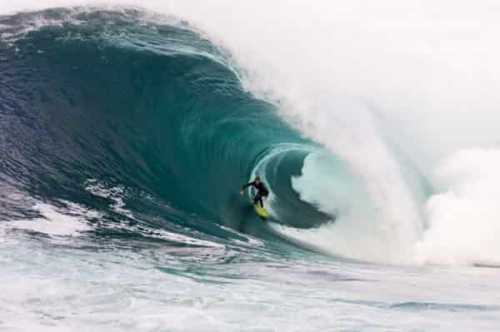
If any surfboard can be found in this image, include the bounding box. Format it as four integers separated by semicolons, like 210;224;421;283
254;204;270;220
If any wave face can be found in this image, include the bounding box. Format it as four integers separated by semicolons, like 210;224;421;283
0;8;333;248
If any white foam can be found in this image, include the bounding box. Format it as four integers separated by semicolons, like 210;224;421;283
8;202;95;236
416;148;500;265
283;151;419;264
85;179;134;218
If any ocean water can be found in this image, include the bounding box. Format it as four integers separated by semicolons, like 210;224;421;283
1;2;500;331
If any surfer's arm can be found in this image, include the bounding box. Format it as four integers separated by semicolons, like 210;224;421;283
240;181;255;194
241;181;255;190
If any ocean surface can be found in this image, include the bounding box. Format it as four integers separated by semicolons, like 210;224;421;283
1;3;500;331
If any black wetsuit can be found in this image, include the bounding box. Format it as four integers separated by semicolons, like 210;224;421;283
242;180;269;207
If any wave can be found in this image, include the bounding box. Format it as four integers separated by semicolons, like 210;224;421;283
2;4;500;266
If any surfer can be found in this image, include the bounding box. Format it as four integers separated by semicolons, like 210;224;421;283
240;176;269;208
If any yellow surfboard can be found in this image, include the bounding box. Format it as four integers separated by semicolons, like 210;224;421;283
254;204;270;219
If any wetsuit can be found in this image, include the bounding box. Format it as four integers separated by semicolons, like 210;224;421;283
242;180;269;207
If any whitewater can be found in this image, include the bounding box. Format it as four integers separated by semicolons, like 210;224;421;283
1;0;500;331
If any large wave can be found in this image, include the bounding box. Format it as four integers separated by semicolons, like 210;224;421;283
2;2;500;265
0;9;334;252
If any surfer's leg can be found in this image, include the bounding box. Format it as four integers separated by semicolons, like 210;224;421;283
261;194;268;207
254;193;263;207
